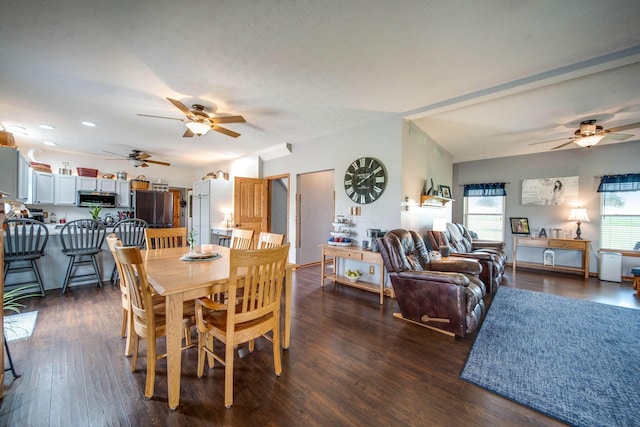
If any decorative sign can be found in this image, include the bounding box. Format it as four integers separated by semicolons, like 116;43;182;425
521;176;579;206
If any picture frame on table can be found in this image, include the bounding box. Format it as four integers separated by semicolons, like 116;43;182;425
510;217;530;235
439;185;451;198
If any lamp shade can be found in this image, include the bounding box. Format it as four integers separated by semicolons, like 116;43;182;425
568;208;590;222
185;121;210;135
432;217;448;232
574;134;605;148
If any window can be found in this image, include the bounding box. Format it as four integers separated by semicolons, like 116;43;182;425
464;196;505;241
600;191;640;250
463;183;506;241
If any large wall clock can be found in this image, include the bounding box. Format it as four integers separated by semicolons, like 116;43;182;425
344;157;387;204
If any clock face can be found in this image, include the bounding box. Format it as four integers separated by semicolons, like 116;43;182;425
344;157;387;204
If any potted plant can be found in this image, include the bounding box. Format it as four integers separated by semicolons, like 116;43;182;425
89;206;102;221
188;229;197;253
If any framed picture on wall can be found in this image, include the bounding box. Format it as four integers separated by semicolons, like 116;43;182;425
439;185;451;198
510;217;530;235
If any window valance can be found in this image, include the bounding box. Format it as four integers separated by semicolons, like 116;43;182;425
597;174;640;193
463;182;506;197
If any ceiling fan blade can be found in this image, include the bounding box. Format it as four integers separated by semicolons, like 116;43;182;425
604;133;633;141
140;163;149;168
137;114;185;121
103;150;128;158
551;141;575;150
528;137;574;146
183;128;195;137
135;152;151;160
210;115;246;124
167;98;196;119
606;121;640;133
212;125;240;138
144;159;171;167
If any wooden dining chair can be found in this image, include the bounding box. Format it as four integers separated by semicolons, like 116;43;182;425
114;245;195;399
110;218;148;285
230;228;254;250
195;243;290;408
144;227;186;250
257;231;284;249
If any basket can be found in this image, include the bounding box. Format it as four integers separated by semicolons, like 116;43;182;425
77;167;98;177
131;179;150;190
30;162;52;173
0;131;15;147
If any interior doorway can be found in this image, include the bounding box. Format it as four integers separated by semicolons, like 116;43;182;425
296;169;335;265
268;174;289;240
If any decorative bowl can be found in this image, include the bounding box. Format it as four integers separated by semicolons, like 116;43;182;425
346;275;361;283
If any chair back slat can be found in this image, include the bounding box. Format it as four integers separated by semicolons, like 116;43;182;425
230;229;254;250
60;219;106;254
257;232;284;249
3;219;49;258
144;227;186;250
114;219;148;248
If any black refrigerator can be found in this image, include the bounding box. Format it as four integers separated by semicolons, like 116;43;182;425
131;190;173;228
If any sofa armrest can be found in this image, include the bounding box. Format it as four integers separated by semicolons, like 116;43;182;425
397;269;470;286
449;252;496;262
471;240;505;251
430;257;482;275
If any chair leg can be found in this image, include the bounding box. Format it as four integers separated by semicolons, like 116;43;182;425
131;334;139;372
224;340;235;408
197;332;206;378
62;256;76;294
272;319;282;376
31;259;46;297
124;308;134;357
110;264;118;286
3;335;21;378
90;255;102;288
145;337;157;399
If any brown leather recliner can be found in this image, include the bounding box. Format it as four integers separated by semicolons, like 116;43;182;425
426;223;506;294
377;229;486;337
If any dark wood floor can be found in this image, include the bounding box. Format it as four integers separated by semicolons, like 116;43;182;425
2;266;639;426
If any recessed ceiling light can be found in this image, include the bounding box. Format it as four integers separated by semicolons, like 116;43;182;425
43;141;57;147
81;121;96;127
7;125;28;135
39;124;55;130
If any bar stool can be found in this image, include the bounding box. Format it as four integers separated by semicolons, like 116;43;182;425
60;219;106;294
3;218;49;297
218;235;231;247
110;218;148;285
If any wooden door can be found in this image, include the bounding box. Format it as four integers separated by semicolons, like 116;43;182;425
169;188;182;227
234;177;268;248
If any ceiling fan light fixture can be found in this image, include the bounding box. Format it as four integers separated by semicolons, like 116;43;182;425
129;159;144;167
575;134;605;148
185;121;210;136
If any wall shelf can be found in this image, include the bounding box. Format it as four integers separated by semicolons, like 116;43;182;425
420;195;454;207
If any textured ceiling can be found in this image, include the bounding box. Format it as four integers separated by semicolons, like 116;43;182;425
1;0;640;167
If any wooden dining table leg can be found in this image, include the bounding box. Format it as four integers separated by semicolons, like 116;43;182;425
165;292;184;410
283;268;292;349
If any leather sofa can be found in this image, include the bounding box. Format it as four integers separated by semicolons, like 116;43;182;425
426;223;506;294
377;229;486;337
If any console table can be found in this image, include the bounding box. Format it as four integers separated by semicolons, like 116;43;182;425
512;236;590;278
320;244;393;304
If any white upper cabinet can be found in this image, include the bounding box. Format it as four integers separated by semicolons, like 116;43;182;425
54;174;77;205
30;171;55;204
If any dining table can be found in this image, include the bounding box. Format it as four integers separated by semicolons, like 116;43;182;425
141;244;296;410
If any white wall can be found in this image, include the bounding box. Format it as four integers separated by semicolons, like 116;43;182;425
453;140;640;274
262;114;405;259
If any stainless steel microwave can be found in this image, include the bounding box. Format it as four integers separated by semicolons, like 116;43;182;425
77;191;117;208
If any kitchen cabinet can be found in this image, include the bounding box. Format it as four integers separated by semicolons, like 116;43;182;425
116;180;130;207
54;174;77;205
30;171;54;204
77;176;117;192
0;146;29;201
191;179;232;246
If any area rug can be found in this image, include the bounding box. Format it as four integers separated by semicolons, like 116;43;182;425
461;287;640;427
4;311;38;342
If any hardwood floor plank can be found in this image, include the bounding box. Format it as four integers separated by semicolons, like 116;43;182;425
1;267;637;426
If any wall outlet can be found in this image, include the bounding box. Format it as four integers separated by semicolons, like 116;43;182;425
369;265;375;275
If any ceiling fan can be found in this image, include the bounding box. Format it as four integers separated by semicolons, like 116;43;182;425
104;150;170;168
529;119;640;150
138;98;246;138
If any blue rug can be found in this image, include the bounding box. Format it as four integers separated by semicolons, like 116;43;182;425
461;287;640;427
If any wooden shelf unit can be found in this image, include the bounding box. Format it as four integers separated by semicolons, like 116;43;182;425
320;244;393;304
512;236;590;278
420;195;454;207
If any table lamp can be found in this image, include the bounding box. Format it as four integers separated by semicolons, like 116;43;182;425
432;218;450;257
568;208;590;240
